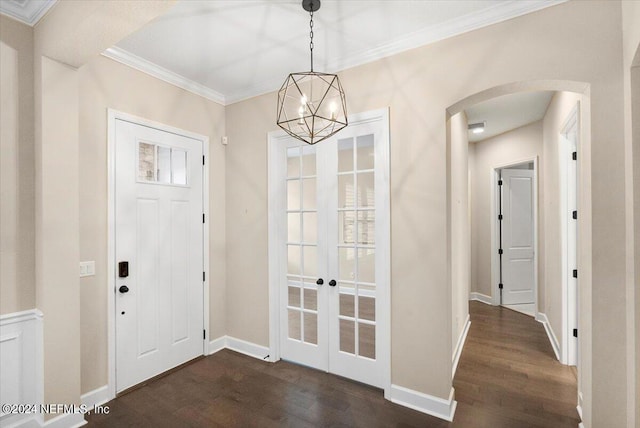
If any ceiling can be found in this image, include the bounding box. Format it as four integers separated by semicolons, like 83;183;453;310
465;91;554;143
0;0;56;25
105;0;565;105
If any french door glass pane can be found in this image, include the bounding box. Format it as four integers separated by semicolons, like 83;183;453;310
357;249;375;284
302;212;317;243
287;213;301;242
304;288;317;311
304;313;318;345
358;295;375;321
302;178;317;210
287;180;300;210
287;147;300;177
288;309;301;340
338;138;354;172
357;172;375;208
357;211;375;245
358;323;375;359
338;175;355;208
339;290;355;317
338;248;355;281
301;146;316;176
303;246;317;277
339;319;355;354
338;211;355;244
287;245;301;275
356;134;375;170
288;286;301;308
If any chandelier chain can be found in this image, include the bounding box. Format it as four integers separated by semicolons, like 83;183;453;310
309;10;314;72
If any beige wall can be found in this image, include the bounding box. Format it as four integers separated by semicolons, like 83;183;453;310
78;55;227;394
0;16;35;315
469;120;543;303
622;2;640;425
449;112;470;354
226;3;628;421
541;91;583;356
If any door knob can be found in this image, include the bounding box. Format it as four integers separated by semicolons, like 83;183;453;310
329;279;337;287
118;285;130;293
316;278;324;285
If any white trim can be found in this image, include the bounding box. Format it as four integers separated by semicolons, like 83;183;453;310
490;157;539;318
102;48;226;105
80;385;110;412
0;309;43;325
107;109;211;401
225;336;270;361
577;391;584;422
208;336;227;355
469;292;493;305
535;312;561;361
452;315;471;378
388;385;457;422
38;413;85;428
0;0;57;26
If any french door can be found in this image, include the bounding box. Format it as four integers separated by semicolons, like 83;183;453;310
271;109;389;389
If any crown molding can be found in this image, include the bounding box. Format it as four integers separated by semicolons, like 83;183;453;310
104;0;566;106
102;47;226;106
0;0;57;26
325;0;567;72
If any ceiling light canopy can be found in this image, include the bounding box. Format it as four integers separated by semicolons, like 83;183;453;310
468;121;486;134
276;0;348;145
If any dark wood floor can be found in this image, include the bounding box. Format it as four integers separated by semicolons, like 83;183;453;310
86;301;579;427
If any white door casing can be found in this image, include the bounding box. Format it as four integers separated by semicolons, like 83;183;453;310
501;168;535;305
113;117;205;393
268;108;390;392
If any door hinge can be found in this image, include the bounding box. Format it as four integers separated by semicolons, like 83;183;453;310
498;283;503;289
203;329;206;340
498;179;503;186
572;210;577;220
572;151;577;161
572;269;578;278
573;328;578;338
498;214;503;220
203;155;205;165
203;213;205;223
203;271;206;282
498;248;503;255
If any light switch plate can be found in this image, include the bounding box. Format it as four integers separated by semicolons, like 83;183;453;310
80;261;95;277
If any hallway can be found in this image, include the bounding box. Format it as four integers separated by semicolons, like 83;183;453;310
86;302;579;427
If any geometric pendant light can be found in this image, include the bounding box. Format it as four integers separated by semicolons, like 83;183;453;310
276;0;348;145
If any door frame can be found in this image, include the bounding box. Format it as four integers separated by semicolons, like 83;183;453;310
267;108;391;397
560;103;580;366
490;157;539;317
106;109;210;399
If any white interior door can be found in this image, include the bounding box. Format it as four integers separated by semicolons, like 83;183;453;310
501;168;535;305
277;110;389;389
115;119;204;393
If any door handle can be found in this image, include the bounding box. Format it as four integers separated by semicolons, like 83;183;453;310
118;285;130;293
316;278;324;285
329;279;337;287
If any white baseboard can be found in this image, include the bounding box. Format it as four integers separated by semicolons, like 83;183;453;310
81;385;110;411
208;335;270;361
469;292;493;305
389;385;457;422
208;336;227;355
535;312;560;361
452;315;470;378
39;413;86;428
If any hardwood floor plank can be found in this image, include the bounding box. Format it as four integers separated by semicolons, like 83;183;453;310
87;301;579;427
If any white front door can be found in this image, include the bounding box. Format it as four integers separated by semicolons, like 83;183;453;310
275;110;389;389
114;119;204;393
501;168;535;305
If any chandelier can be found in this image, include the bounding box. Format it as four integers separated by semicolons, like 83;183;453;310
276;0;348;145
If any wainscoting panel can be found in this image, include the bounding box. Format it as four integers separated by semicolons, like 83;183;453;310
0;310;43;428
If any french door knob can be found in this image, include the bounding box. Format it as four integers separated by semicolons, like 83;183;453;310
316;278;324;285
118;285;130;293
329;279;337;287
